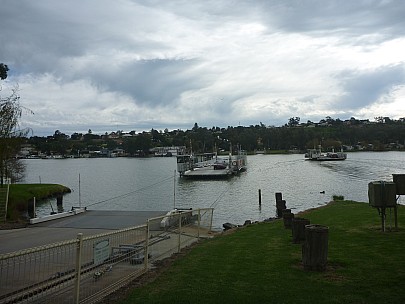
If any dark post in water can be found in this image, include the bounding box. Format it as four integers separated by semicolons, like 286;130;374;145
258;189;262;206
275;192;286;218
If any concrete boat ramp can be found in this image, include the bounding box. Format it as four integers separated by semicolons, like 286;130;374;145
0;210;167;254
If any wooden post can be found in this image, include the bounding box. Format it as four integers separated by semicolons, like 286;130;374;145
28;198;35;218
276;199;287;218
302;224;329;271
275;192;284;217
56;194;63;206
292;217;310;243
258;189;262;206
282;209;294;229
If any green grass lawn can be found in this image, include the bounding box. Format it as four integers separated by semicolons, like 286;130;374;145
5;184;71;219
121;201;405;304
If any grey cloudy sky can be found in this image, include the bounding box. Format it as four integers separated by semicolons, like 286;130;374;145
1;0;405;136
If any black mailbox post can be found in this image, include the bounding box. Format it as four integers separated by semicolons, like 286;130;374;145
368;180;399;231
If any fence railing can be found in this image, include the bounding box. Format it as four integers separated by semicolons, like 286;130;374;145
0;208;214;304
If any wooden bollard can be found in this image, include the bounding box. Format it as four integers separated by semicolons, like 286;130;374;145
302;224;329;271
258;189;262;206
276;199;286;218
27;197;36;218
56;194;63;206
292;217;310;243
282;209;294;229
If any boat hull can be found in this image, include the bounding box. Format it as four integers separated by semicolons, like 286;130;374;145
306;157;346;161
182;172;233;179
305;148;347;161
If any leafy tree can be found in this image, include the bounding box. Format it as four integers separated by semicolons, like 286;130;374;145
122;132;152;156
48;130;70;156
171;130;187;147
0;65;32;184
287;117;300;127
71;132;83;141
0;63;9;80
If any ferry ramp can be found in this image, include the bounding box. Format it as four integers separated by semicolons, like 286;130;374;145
0;208;215;304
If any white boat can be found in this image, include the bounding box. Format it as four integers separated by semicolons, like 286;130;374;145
305;147;347;161
177;149;247;179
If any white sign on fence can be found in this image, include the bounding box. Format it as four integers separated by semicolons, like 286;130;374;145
94;239;110;265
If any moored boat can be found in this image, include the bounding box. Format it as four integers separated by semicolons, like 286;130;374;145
177;149;247;179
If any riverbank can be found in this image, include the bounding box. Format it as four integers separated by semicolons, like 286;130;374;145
110;200;405;304
2;184;71;223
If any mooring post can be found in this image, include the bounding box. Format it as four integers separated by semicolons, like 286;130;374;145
282;209;294;229
28;197;36;219
292;217;310;243
276;200;286;218
275;192;284;218
258;189;262;206
56;194;63;206
302;224;329;271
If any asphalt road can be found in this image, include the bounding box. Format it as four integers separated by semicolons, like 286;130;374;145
0;210;167;254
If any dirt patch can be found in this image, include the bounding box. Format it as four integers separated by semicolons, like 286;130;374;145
292;260;347;282
0;221;28;230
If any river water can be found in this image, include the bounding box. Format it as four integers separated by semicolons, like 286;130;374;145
21;151;405;229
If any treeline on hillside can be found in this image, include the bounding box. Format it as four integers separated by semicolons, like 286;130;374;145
25;117;405;156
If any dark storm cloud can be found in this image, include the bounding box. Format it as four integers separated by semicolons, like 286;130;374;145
0;0;163;74
257;0;405;40
1;1;89;74
336;63;405;109
93;58;208;106
1;0;405;134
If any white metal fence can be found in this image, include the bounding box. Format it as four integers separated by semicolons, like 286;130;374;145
0;208;213;304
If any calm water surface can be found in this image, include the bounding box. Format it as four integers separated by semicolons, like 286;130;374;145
21;152;405;229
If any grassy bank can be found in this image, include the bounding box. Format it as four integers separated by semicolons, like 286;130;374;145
6;184;71;220
121;201;405;304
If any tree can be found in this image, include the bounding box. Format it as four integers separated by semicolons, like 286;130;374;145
0;63;9;80
375;116;384;124
0;65;32;185
288;117;300;127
